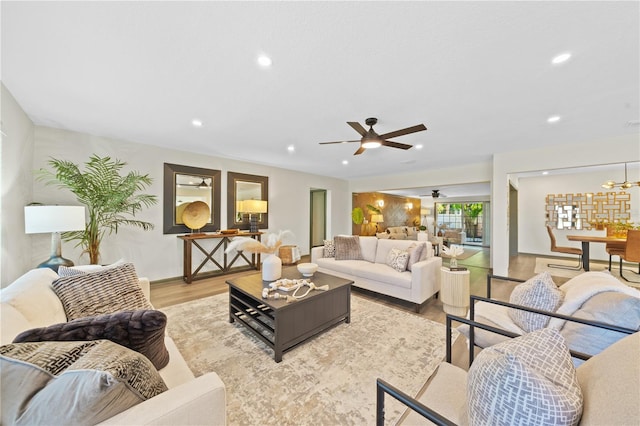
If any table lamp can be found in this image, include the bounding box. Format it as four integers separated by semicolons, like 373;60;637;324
24;205;86;272
242;200;268;233
371;214;384;232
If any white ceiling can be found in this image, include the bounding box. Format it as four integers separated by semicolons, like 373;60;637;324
2;1;639;187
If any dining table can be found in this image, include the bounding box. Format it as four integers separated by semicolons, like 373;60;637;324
566;234;627;271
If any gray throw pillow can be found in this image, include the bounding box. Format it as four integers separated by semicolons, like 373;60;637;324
508;272;563;332
334;236;363;261
467;328;583;426
0;340;167;425
13;310;170;370
52;263;152;321
406;242;425;271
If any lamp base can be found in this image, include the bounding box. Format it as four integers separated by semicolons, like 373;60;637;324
37;256;74;273
249;215;259;233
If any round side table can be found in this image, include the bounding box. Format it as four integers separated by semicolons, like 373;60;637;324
440;267;470;316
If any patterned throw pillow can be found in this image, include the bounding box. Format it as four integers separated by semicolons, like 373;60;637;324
467;328;583;426
0;340;167;425
52;263;152;321
13;310;169;370
406;243;425;271
508;272;563;332
386;248;410;272
323;240;336;258
334;236;363;261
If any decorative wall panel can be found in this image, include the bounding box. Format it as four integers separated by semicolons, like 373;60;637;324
545;192;631;229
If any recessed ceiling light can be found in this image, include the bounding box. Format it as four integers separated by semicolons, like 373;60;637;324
542;171;549;175
191;119;203;127
547;115;561;123
257;55;272;67
415;144;423;150
551;52;572;65
342;160;349;165
287;145;295;152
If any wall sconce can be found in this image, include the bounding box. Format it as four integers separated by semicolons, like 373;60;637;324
406;202;413;210
377;200;384;208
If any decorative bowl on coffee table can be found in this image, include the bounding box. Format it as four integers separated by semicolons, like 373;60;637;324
297;262;318;277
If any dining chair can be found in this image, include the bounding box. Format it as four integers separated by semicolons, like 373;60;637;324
619;229;640;282
606;226;626;271
546;225;583;270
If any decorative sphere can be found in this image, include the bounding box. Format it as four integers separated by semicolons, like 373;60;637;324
297;262;318;277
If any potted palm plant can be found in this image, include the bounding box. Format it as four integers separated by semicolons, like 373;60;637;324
36;155;158;264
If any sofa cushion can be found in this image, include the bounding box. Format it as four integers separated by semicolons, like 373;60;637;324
334;235;363;261
374;239;422;264
359;236;378;263
52;263;152;321
406;242;426;271
323;240;336;258
0;268;66;329
576;332;640;425
508;272;563;332
467;328;582;426
13;309;170;370
560;291;640;359
386;248;409;272
357;263;412;289
0;340;167;425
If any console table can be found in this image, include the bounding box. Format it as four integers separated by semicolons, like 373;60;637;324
178;232;262;283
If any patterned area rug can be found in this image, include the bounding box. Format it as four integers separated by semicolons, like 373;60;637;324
162;293;455;425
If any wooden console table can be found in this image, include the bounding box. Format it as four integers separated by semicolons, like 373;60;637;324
178;232;262;283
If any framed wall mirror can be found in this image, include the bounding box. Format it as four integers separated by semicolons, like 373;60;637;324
227;172;268;230
163;163;221;234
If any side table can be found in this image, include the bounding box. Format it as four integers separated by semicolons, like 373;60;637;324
440;267;470;316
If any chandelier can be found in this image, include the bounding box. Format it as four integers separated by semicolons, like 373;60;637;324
601;163;640;190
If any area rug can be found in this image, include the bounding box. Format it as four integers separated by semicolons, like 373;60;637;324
534;257;640;287
162;293;456;425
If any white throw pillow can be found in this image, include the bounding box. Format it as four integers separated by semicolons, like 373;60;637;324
386;248;409;272
467;328;583;426
508;272;563;332
323;240;335;258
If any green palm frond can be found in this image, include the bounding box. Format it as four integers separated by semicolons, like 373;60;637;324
36;155;158;264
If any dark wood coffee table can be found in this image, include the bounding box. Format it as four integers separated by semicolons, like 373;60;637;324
226;269;352;362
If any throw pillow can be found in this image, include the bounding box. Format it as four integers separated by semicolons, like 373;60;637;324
334;236;363;261
467;328;583;426
0;340;167;425
386;248;409;272
58;259;126;277
406;242;425;271
52;263;152;321
508;272;563;332
13;309;170;370
323;240;336;258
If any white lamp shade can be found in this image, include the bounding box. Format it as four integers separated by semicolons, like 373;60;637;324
25;205;86;234
371;214;384;223
242;199;268;214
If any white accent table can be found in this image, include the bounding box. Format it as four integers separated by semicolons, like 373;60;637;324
440;267;470;316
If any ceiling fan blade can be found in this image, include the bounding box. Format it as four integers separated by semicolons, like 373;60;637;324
319;140;360;145
347;121;367;136
379;124;427;140
382;140;412;150
353;146;366;155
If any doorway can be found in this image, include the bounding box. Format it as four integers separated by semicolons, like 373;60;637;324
310;189;327;248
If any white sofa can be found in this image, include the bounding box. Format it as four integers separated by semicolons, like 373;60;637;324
311;236;442;311
0;268;226;425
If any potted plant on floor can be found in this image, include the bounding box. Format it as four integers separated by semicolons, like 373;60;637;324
36;155;158;264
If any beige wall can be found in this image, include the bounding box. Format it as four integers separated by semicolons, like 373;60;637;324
1;83;35;284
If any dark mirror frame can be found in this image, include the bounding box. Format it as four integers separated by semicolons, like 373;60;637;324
227;171;269;230
163;163;221;234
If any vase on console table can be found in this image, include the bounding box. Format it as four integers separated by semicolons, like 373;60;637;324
450;257;458;268
262;254;282;281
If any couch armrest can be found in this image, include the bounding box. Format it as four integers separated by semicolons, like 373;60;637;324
99;372;226;425
311;246;325;263
411;256;442;302
138;277;151;302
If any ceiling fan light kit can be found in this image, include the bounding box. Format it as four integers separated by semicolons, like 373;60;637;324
319;117;427;156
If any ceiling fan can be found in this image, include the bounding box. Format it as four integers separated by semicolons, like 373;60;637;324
431;189;446;198
319;117;427;155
